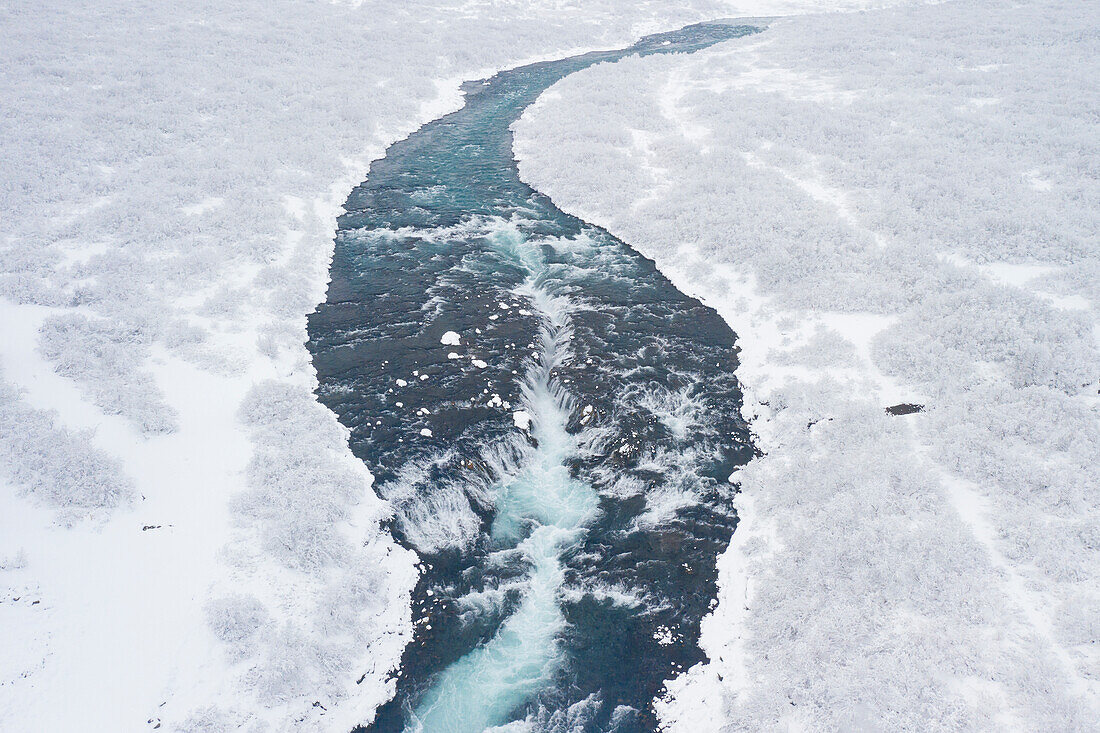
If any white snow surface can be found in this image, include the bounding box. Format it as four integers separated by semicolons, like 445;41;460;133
0;1;917;731
514;0;1099;729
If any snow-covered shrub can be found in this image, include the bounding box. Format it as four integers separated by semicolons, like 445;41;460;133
220;379;415;714
0;549;28;571
234;381;378;570
0;373;133;511
37;313;179;435
769;326;858;368
176;706;249;733
896;285;1095;393
206;593;270;648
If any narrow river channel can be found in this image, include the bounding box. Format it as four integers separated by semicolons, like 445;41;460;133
306;21;759;733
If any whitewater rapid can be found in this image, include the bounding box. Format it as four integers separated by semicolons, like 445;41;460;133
409;228;597;731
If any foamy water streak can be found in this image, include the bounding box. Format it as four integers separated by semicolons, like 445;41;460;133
409;232;594;732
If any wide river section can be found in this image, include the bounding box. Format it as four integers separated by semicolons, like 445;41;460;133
307;20;759;733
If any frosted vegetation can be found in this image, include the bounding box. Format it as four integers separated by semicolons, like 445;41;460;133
37;314;181;435
514;0;1099;728
0;370;133;515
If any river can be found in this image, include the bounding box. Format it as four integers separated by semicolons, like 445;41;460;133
306;20;758;733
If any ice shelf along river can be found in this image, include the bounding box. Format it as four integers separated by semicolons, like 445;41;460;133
307;21;759;733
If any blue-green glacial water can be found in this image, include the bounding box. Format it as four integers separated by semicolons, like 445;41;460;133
306;21;759;733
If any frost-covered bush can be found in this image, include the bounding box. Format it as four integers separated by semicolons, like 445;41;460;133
37;313;179;435
769;325;858;368
219;379;415;716
924;384;1100;585
891;285;1094;393
234;380;382;570
702;378;1093;731
176;706;248;733
0;373;133;511
205;593;270;648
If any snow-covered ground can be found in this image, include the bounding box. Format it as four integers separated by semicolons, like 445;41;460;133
3;1;933;730
514;0;1099;728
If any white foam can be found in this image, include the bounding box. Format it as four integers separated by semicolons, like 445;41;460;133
628;383;704;442
410;527;574;733
409;230;601;729
382;453;482;555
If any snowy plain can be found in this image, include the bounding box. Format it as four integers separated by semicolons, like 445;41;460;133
0;1;925;730
513;0;1099;729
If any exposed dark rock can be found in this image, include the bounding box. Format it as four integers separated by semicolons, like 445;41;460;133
886;403;924;416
